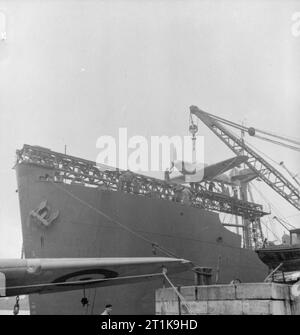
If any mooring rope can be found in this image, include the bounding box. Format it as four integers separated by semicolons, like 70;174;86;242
1;272;164;292
4;269;195;315
162;270;194;315
50;180;191;261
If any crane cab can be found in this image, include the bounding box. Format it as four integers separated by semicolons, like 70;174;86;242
290;229;300;246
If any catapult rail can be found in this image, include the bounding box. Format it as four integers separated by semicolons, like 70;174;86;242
16;145;268;220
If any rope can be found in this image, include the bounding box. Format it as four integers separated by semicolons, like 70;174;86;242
206;112;248;132
245;140;300;193
278;216;297;229
90;288;97;315
273;216;294;231
84;288;92;315
282;213;300;220
207;111;300;147
247;182;283;241
162;271;194;315
244;138;281;166
254;128;300;146
264;263;283;282
254;134;300;152
47;179;271;273
260;220;281;242
1;272;164;292
250;182;296;235
50;181;182;260
250;182;297;230
5;267;195;315
50;180;262;261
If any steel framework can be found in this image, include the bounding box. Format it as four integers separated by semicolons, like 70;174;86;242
16;144;267;220
190;106;300;211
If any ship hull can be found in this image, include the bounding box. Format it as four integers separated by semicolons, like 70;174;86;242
16;162;267;314
256;246;300;272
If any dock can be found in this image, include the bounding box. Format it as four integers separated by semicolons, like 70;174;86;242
156;282;300;315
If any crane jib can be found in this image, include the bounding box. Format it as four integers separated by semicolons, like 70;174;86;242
190;106;300;211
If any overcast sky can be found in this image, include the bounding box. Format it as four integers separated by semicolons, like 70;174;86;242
0;0;299;257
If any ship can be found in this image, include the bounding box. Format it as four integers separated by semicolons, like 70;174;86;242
15;144;268;315
256;229;300;273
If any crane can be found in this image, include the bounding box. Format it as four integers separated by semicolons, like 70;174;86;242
279;161;300;188
190;106;300;211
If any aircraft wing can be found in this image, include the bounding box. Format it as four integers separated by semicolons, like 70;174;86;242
184;170;207;183
231;168;257;183
169;174;187;184
202;155;248;180
170;156;248;184
0;257;192;297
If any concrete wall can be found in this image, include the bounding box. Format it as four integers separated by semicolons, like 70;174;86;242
156;283;300;315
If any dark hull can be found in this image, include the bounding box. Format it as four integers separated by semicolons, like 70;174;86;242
16;162;267;314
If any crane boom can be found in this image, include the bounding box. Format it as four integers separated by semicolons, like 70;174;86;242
190;106;300;211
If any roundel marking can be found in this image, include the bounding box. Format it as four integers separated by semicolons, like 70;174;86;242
52;269;119;286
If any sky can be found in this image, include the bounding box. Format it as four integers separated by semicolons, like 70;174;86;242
0;0;300;257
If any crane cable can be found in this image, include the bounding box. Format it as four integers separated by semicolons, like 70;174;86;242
254;134;300;152
206;112;300;149
260;219;281;242
254;128;300;146
250;182;296;231
247;183;279;240
249;179;297;230
243;138;300;192
244;138;284;167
